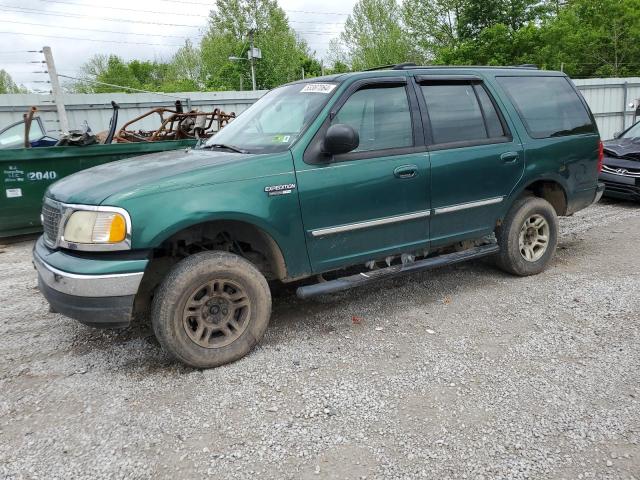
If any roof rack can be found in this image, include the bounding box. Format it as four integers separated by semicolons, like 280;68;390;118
364;63;539;72
364;62;418;71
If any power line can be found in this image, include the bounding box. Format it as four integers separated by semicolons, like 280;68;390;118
0;49;42;54
0;7;341;36
46;0;211;18
0;19;198;39
0;30;189;47
0;20;337;44
0;5;204;28
58;73;189;99
40;0;346;25
41;0;351;16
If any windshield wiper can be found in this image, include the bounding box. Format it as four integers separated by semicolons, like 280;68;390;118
202;143;248;154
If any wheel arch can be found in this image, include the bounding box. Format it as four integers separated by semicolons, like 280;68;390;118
508;177;569;217
153;217;289;281
133;216;290;317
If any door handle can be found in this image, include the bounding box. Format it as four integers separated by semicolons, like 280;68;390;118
394;165;418;179
501;152;520;164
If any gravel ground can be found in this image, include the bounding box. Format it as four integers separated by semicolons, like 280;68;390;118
0;198;639;480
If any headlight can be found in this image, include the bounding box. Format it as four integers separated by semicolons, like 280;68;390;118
64;211;127;243
60;207;131;250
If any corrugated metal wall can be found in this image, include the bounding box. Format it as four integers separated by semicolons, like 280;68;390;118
1;78;639;141
573;77;640;140
0;91;266;137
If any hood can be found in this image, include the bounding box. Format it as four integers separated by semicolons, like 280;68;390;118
46;148;289;205
603;137;640;160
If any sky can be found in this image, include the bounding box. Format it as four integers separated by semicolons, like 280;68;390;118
0;0;357;92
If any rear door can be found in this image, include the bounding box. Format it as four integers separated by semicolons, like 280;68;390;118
294;77;431;273
414;76;524;247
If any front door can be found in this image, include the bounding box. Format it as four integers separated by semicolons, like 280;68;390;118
295;78;431;273
414;78;524;247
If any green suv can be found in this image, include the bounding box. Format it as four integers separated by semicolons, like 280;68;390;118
34;65;604;368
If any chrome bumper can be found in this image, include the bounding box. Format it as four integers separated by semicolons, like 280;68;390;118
33;250;144;298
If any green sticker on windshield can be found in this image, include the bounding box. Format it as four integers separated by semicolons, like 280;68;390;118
272;135;291;143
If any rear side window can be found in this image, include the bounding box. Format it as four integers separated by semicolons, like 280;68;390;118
497;76;595;139
419;83;506;145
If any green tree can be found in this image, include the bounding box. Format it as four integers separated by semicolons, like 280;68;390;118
0;69;27;94
401;0;466;60
540;0;640;77
162;40;203;91
200;0;316;90
340;0;417;70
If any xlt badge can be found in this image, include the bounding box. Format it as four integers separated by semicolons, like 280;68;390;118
265;184;296;196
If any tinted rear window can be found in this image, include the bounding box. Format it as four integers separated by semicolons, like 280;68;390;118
497;76;595;139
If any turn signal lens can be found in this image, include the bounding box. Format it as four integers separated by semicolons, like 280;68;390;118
63;211;127;244
108;213;126;242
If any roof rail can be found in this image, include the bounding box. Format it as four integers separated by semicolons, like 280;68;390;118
363;63;541;72
364;62;418;71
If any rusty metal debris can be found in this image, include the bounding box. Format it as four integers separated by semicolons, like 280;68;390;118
23;106;37;148
115;101;236;143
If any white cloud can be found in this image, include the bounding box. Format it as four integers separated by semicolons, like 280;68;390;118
0;0;354;90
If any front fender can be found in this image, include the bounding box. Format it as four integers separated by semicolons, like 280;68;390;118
112;175;311;279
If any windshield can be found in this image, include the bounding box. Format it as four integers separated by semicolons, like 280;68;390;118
205;82;337;154
622;122;640;139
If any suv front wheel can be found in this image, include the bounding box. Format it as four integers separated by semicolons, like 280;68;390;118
496;196;559;276
152;251;272;368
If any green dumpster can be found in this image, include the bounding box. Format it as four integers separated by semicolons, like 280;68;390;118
1;140;196;238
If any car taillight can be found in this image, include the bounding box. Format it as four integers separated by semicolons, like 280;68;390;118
597;140;604;173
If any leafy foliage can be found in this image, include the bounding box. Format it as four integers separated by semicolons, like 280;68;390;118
70;0;640;95
339;0;418;70
201;0;318;90
0;70;27;94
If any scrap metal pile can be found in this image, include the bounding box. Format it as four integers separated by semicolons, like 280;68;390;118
115;100;236;143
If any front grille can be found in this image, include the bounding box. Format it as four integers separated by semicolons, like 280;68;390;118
41;200;63;247
602;165;640;178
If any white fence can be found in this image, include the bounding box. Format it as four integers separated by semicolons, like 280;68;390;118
573;78;640;140
1;77;639;141
0;90;266;136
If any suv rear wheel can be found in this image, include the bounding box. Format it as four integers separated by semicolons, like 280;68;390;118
151;251;271;368
496;196;559;276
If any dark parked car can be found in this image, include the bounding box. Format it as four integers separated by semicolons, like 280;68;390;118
600;121;640;201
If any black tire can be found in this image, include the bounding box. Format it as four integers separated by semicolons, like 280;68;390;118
151;251;271;368
495;196;559;276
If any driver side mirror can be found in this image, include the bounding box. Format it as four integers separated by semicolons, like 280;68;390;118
323;123;359;156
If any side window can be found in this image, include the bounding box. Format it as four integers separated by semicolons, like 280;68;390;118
333;85;413;152
497;76;596;139
419;83;506;145
475;85;505;138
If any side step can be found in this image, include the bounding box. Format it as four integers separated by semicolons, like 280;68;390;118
296;243;500;299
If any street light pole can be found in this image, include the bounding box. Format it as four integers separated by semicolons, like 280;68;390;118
249;29;257;91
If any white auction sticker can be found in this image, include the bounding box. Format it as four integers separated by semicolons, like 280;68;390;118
6;188;22;198
301;83;336;94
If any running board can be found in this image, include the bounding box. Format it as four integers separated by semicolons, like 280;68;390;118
296;244;500;299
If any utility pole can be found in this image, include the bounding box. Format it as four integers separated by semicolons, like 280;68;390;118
42;46;70;134
249;29;257;91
